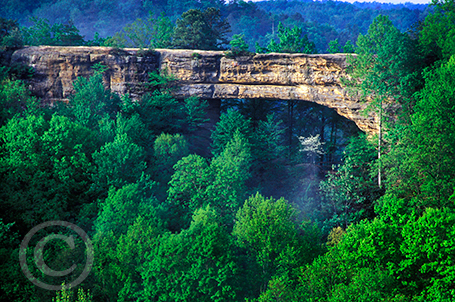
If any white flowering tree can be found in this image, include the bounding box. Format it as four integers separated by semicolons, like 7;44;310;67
298;134;325;163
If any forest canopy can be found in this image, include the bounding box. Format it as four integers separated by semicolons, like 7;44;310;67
0;0;430;52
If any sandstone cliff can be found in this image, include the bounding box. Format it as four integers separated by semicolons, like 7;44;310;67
11;46;378;134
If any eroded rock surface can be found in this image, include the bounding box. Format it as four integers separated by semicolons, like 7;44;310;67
11;46;378;134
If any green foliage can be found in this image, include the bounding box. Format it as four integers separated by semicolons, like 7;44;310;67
346;14;422;191
120;69;204;137
328;267;396;302
137;91;183;134
84;32;108;47
146;69;178;93
254;0;425;53
349;14;420;117
0;114;96;228
121;70;201;137
318;161;367;233
227;33;253;57
419;0;455;60
104;13;174;48
152;133;190;191
93;215;162;301
293;12;455;301
53;285;93;302
0;75;38;126
293;13;455;301
65;63;121;130
234;193;297;271
258;22;316;54
0;17;23;49
247;113;287;195
94;180;158;235
327;39;355;54
167;154;211;228
184;95;209;132
383;56;455;208
102;34;127;48
400;207;455;301
327;38;342;54
317;134;381;234
300;193;455;301
98;112;150;151
172;7;231;50
230;34;249;52
92;133;147;191
0;219;35;302
115;217;162;301
22;17;84;46
191;52;201;59
141;206;238;301
253;114;286;163
410;56;455;200
207;130;252;222
211;109;251;156
153;133;190;173
343;40;355;53
91;230;122;300
299;217;402;301
3;2;455;301
233;193;319;291
1;0;427;53
257;274;299;302
168;131;252;228
211;106;288;198
92;171;162;301
149;14;174;49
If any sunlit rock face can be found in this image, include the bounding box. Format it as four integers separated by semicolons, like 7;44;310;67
12;46;379;134
11;46;159;103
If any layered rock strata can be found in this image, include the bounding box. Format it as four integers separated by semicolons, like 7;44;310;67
11;46;378;134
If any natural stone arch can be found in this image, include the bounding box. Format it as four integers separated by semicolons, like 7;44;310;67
164;49;378;134
11;46;378;134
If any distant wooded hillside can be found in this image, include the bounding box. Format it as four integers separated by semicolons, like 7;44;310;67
1;0;429;52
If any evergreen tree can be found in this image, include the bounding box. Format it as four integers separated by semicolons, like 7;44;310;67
257;22;316;54
0;17;22;49
211;109;251;157
172;7;231;50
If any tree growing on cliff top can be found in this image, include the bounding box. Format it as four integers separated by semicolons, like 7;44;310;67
21;17;84;46
256;22;316;54
172;7;231;50
103;13;174;48
0;18;22;49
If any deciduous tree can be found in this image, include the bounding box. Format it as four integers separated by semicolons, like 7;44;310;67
347;15;420;187
141;206;238;301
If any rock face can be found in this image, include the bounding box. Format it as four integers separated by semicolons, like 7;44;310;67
11;46;159;103
11;46;378;134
